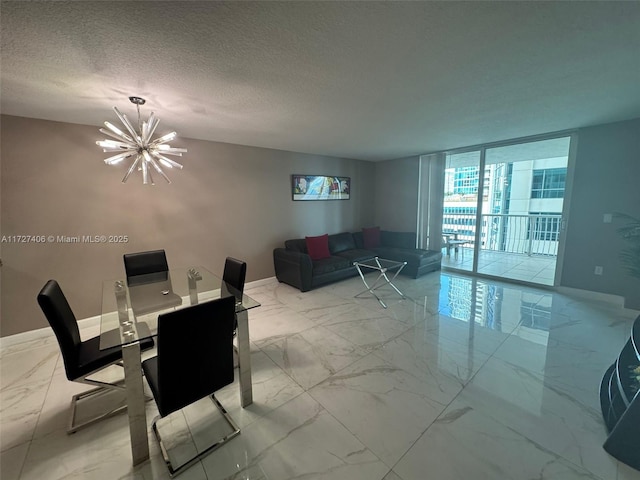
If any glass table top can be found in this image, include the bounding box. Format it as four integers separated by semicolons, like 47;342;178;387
100;266;260;350
353;257;407;271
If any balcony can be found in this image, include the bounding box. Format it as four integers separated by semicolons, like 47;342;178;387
442;213;560;286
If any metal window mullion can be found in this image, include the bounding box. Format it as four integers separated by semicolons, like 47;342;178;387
473;148;486;273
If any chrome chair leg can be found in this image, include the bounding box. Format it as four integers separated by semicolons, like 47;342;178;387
67;376;152;434
68;378;127;434
152;394;240;477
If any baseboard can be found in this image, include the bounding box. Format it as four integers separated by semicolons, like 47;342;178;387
0;277;276;353
0;326;51;351
0;315;101;353
556;286;639;318
556;286;624;305
245;276;276;289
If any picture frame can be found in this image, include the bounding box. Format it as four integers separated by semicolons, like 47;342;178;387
291;174;350;201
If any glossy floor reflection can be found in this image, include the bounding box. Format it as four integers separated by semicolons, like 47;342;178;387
2;272;639;480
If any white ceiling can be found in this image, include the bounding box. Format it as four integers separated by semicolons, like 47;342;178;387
1;1;639;161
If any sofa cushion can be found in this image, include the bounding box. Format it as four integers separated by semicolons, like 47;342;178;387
306;234;331;260
374;246;437;263
328;232;356;254
284;238;307;253
353;230;417;250
352;231;364;249
335;249;375;264
380;231;416;249
312;256;351;275
362;226;381;249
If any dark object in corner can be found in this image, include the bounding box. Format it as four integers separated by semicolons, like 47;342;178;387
599;314;640;471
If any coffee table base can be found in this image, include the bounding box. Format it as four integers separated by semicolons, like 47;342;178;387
354;257;407;308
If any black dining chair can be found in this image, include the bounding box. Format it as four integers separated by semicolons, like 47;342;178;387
123;249;169;285
37;279;155;434
222;257;247;304
141;296;239;477
222;257;246;332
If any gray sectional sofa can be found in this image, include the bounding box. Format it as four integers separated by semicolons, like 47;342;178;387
273;230;442;292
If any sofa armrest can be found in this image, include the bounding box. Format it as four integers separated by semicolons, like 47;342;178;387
273;248;314;292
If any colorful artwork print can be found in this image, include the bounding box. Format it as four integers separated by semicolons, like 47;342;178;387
292;175;350;201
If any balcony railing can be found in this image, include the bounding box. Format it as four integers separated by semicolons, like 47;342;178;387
443;213;562;257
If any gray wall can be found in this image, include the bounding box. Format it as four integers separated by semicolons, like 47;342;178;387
561;118;640;309
374;156;420;231
0;115;376;337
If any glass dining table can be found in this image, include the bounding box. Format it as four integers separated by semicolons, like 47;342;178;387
99;266;260;466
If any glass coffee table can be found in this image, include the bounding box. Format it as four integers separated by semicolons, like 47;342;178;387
353;257;407;308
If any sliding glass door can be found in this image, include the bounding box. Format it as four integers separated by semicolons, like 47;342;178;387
440;135;571;286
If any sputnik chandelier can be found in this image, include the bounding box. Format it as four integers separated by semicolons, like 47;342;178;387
97;96;186;185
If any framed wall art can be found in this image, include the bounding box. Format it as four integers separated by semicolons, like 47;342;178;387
291;174;350;201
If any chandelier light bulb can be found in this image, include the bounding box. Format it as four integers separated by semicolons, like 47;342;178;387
97;97;186;185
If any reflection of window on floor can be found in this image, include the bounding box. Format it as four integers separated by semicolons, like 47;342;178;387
520;300;551;330
527;213;561;241
439;276;503;330
531;168;567;198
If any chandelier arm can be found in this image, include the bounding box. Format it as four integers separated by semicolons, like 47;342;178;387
143;114;159;144
146;166;155;185
97;139;134;149
141;156;151;185
154;153;184;170
146;155;172;183
142;150;159;186
100;130;133;145
113;108;143;147
156;146;187;154
121;155;142;183
101;148;137;154
153;151;183;157
148;131;177;147
102;124;134;143
141;121;148;143
104;152;136;165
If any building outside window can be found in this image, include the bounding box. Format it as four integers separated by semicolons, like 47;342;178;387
443;162;566;255
531;168;567;198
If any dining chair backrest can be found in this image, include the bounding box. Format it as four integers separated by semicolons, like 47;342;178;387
155;296;236;417
37;279;155;434
123;249;168;284
222;257;247;302
37;280;82;381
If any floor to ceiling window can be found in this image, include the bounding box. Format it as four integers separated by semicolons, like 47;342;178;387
441;150;482;273
439;135;572;286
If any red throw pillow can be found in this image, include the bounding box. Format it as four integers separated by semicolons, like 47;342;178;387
362;226;381;249
306;234;331;260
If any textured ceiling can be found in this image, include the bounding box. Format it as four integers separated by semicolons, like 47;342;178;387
1;1;639;161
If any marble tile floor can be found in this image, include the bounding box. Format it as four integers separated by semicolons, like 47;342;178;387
2;272;639;480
